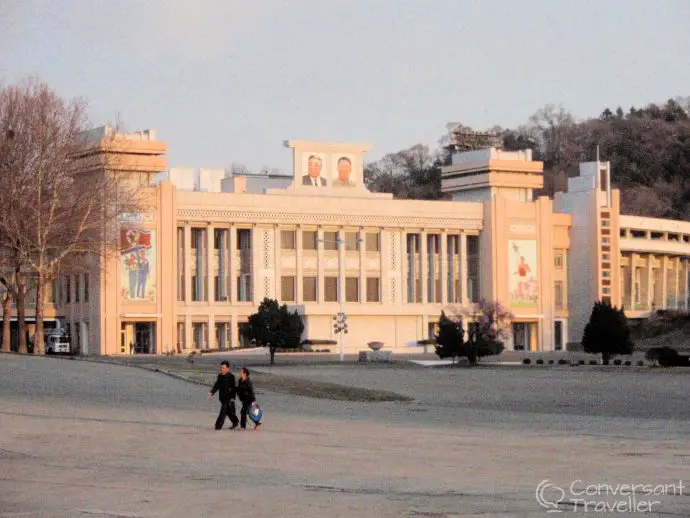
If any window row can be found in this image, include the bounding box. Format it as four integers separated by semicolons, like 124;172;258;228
279;275;380;303
54;273;91;306
281;230;380;252
178;227;252;302
406;233;480;304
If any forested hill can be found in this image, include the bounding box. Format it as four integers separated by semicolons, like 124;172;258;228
364;98;690;220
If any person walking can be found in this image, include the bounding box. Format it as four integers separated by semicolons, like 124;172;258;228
236;367;260;430
208;361;239;430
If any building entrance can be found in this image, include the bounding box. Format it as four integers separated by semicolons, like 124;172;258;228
120;321;156;354
512;322;538;351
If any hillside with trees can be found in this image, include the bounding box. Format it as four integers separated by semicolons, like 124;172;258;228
365;98;690;220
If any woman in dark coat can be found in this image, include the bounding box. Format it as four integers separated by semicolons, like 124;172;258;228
236;367;260;430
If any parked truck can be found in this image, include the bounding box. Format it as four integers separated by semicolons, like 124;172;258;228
45;330;72;355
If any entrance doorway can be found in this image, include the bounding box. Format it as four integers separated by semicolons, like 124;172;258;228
512;322;538;351
120;322;156;354
513;323;528;351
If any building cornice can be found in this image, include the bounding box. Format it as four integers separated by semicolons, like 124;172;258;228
176;208;483;230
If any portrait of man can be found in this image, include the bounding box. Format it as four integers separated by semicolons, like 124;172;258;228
333;156;355;187
302;154;327;186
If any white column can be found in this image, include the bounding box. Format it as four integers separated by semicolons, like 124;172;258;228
337;229;345;305
274;226;282;302
184;224;192;304
646;254;653;311
358;228;366;303
402;231;409;304
251;225;261;305
337;229;346;361
674;257;680;309
208;314;215;349
296;227;304;303
317;228;325;304
440;231;448;305
207;225;214;304
460;232;468;305
683;261;690;311
662;256;668;309
380;229;390;304
229;225;237;304
420;230;428;304
228;314;235;349
184;315;192;351
630;253;636;309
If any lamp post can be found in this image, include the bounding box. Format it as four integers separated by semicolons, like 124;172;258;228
319;234;363;362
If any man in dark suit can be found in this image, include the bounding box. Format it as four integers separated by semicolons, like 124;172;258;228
207;360;239;430
302;154;327;186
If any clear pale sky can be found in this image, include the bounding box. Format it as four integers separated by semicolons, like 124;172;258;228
2;0;688;172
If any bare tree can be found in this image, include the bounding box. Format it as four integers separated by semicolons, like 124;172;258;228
0;243;19;352
0;78;139;354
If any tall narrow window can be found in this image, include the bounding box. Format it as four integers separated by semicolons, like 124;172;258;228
324;277;338;302
345;277;359;302
407;233;421;303
324;231;338;250
281;276;296;302
177;322;185;351
366;277;380;302
427;234;440;303
84;273;90;302
365;232;380;252
467;235;480;302
214;229;229;301
191;228;207;301
634;267;642;306
237;229;252;302
192;322;207;349
345;232;359;251
75;275;81;303
554;321;563;351
447;235;460;303
303;276;317;302
554;281;564;310
177;228;185;301
302;230;317;250
281;230;296;250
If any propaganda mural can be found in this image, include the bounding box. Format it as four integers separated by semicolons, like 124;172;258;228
120;226;156;302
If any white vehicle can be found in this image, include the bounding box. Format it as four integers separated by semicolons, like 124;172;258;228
45;333;72;354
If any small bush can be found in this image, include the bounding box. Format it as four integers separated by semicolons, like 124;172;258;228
557;359;568;365
523;358;531;365
613;359;622;366
578;360;585;365
589;360;598;365
636;360;644;366
645;346;690;367
301;339;337;346
548;360;554;365
536;359;544;365
624;360;632;366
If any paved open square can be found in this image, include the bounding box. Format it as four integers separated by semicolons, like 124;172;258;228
0;355;688;517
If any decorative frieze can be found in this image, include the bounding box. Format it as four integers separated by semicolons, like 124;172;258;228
177;208;482;230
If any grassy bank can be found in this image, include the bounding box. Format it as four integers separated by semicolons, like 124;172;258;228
139;362;412;402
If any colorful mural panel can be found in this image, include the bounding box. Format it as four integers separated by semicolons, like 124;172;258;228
120;226;156;302
509;240;538;308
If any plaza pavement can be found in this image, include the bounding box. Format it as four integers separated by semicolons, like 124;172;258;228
0;353;688;517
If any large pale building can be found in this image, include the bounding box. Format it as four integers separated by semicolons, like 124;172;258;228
3;126;689;355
